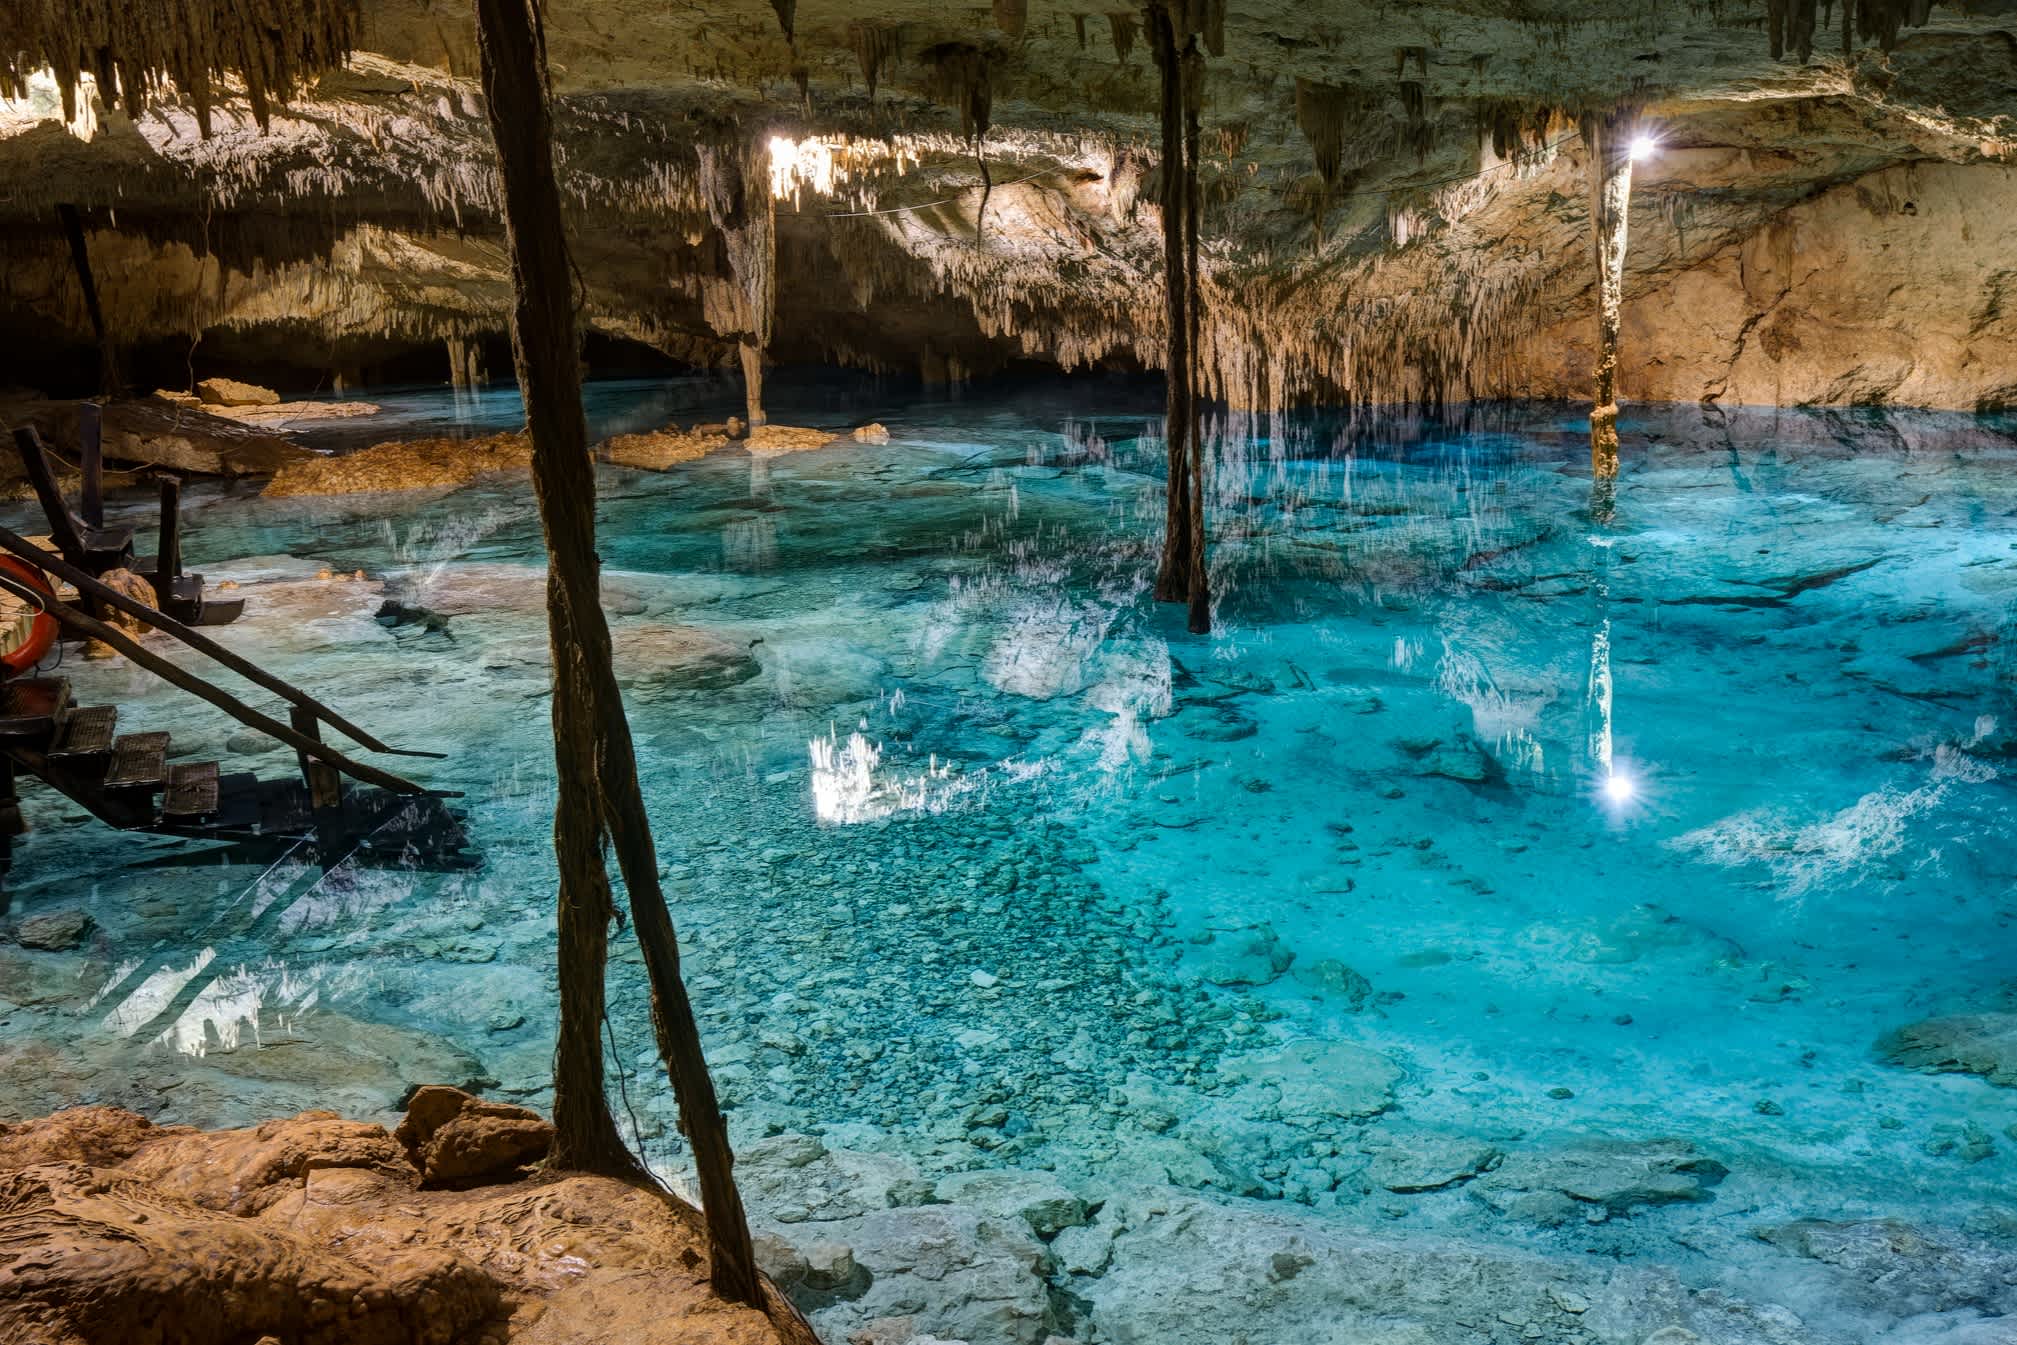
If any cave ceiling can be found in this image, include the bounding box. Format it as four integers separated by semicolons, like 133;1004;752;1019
0;0;2013;407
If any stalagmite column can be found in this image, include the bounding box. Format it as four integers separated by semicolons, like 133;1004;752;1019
1582;108;1635;479
1146;0;1217;635
699;136;776;430
473;0;763;1311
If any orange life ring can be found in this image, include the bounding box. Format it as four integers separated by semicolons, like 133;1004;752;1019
0;557;57;677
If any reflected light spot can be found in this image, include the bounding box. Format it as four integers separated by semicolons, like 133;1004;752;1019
1628;134;1658;162
1604;771;1637;803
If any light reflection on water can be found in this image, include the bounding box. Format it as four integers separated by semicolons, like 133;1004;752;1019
5;376;2017;1331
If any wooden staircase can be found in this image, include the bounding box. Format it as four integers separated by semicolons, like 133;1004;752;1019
0;675;469;869
0;405;469;891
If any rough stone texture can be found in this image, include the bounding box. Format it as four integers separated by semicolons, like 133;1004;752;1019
611;623;764;691
0;394;311;484
263;432;532;496
393;1084;554;1187
601;425;730;470
1217;1039;1402;1121
0;1104;783;1345
195;376;280;407
746;425;844;457
1067;1188;1833;1345
1;6;2011;410
12;909;93;951
1876;1014;2017;1088
851;423;892;445
1476;1137;1730;1225
1195;923;1294;987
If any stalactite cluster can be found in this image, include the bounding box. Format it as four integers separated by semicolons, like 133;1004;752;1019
3;0;360;133
697;132;777;426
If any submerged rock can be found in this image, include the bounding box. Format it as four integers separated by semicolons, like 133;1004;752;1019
852;423;892;444
1363;1133;1503;1193
612;622;762;691
13;909;92;951
1218;1039;1401;1120
1478;1138;1729;1224
1288;958;1373;1009
1196;924;1294;987
1876;1014;2017;1087
1756;1218;2017;1318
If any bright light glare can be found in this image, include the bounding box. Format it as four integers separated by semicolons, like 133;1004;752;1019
1603;771;1637;803
1628;134;1658;162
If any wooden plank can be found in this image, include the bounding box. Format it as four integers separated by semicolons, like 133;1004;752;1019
0;678;70;742
105;731;169;789
163;760;219;817
52;704;116;757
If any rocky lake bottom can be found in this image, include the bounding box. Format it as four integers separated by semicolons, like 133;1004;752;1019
2;376;2015;1344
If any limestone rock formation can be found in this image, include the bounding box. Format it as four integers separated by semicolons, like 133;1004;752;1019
1876;1014;2017;1088
2;1;2005;412
394;1084;555;1187
601;425;730;470
11;909;92;951
264;431;532;496
195;376;280;407
0;1103;783;1345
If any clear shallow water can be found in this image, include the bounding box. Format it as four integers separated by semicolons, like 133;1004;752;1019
5;377;2017;1339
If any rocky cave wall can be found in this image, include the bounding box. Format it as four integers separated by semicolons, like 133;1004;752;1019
0;0;2012;409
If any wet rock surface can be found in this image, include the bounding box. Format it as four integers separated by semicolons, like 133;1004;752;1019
1877;1014;2017;1088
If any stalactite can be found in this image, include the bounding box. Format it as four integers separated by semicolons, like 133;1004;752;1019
995;0;1029;39
1108;13;1140;64
1581;106;1636;479
1768;0;1820;60
1294;79;1355;190
921;43;998;237
848;22;904;102
1074;14;1089;49
4;0;361;134
767;0;796;43
697;133;777;427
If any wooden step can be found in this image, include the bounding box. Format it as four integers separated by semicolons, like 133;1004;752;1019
51;704;117;758
0;678;70;742
162;761;219;818
105;731;170;790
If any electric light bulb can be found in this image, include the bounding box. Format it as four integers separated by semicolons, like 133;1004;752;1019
1628;134;1658;162
1603;771;1636;803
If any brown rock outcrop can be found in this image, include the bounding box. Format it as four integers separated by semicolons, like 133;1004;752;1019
195;376;281;407
264;431;533;497
600;425;728;470
745;424;841;457
395;1085;554;1187
0;1103;784;1345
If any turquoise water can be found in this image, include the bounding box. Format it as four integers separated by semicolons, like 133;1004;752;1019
4;377;2016;1340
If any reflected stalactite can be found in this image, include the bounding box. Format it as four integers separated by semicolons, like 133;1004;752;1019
1146;0;1215;635
1582;106;1636;479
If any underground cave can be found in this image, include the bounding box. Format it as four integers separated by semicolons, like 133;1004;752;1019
0;1;2015;1343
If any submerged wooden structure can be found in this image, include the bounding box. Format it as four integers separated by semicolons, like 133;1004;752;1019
0;420;468;885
